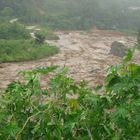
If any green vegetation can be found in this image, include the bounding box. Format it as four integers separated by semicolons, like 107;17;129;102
0;22;30;40
0;49;140;139
0;39;59;62
0;22;59;62
1;0;140;30
0;1;140;139
35;31;46;44
35;30;59;44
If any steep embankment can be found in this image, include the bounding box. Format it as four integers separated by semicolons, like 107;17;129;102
0;30;138;88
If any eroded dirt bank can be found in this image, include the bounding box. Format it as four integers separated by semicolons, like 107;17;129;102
0;30;138;88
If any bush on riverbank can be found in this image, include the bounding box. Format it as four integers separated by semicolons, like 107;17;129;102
0;39;59;62
35;30;59;43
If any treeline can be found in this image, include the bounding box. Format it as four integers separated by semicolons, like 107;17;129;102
0;22;30;39
0;0;45;23
43;0;140;30
0;0;140;30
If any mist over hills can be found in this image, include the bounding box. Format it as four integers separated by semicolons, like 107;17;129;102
0;0;140;30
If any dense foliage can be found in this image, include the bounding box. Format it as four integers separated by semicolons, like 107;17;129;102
0;49;140;139
35;30;59;44
0;39;59;62
0;22;59;62
1;0;140;30
35;31;46;44
0;22;30;40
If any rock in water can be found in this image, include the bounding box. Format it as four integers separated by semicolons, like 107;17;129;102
110;41;128;57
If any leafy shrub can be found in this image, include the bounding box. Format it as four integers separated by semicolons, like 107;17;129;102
0;48;140;139
104;49;140;139
35;30;59;44
0;22;30;40
0;39;59;62
35;31;46;44
0;7;14;16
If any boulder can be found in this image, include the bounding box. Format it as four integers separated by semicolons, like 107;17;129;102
109;41;128;57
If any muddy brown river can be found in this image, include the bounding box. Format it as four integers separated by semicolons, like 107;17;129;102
0;30;138;89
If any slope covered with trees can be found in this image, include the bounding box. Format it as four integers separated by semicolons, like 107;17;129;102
0;0;45;23
1;0;140;30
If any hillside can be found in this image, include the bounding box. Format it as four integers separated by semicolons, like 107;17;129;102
1;0;140;30
0;0;45;22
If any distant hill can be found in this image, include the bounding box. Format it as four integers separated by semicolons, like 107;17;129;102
0;0;140;30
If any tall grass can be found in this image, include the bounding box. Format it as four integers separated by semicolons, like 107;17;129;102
0;39;59;62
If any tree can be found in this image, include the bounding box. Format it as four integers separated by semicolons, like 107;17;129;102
1;7;14;16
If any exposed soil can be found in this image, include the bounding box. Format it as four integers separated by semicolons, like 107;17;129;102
0;29;138;89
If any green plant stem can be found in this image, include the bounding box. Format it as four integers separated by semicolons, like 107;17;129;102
15;111;42;140
86;127;93;140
